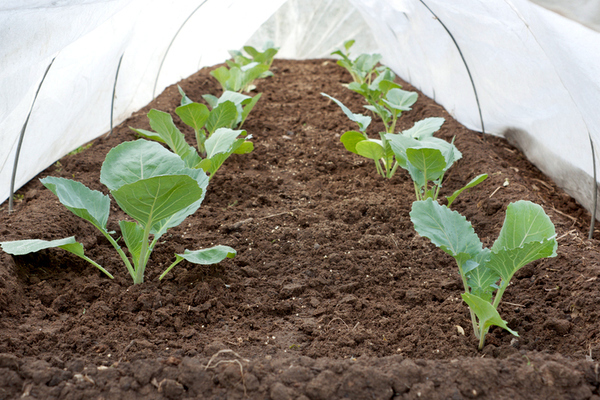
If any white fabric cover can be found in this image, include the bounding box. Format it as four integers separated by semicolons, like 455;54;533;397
2;0;600;221
530;0;600;32
348;0;600;219
0;0;286;204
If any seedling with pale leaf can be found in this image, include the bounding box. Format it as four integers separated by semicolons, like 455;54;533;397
410;198;557;349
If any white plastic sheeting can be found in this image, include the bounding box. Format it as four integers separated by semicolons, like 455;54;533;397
2;0;600;221
530;0;600;32
349;0;600;219
0;0;286;205
245;0;377;59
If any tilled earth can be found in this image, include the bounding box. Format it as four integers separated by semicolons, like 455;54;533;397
1;59;600;399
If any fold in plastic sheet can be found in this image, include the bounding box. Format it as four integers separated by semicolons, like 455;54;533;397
349;0;600;219
0;0;285;204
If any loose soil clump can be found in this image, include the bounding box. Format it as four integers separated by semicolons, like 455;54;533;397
1;59;599;399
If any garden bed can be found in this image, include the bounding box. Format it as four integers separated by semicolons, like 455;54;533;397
1;59;599;399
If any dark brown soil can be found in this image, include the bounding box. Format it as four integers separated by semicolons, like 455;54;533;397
1;59;600;399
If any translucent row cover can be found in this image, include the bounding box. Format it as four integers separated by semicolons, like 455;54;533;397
2;0;600;219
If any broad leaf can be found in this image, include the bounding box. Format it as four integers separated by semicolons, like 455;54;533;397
406;148;447;182
355;139;385;160
447;174;488;207
385;132;420;168
210;66;230;89
1;236;81;256
416;137;461;169
202;94;219;109
340;131;367;154
383;88;418;112
217;91;251;124
203;136;242;177
111;175;203;229
100;140;186;190
239;63;269;92
131;128;165;143
410;198;483;258
175;102;210;133
462;292;518;336
146;109;202;168
376;79;401;95
464;249;497;301
0;236;113;279
321;93;371;131
205;128;243;158
207;101;237;134
487;239;557;283
233;141;254;155
159;245;237;280
353;53;381;80
217;91;251;106
41;177;110;231
177;245;236;264
149;168;209;238
240;93;262;127
492;201;557;252
402;117;445;139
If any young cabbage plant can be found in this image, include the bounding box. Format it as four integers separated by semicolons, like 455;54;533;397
214;41;279;92
229;41;279;72
0;140;236;284
131;87;254;178
347;68;413;134
321;90;418;179
410;198;557;349
331;39;383;85
385;119;488;204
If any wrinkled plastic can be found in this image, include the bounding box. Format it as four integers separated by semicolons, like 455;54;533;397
0;0;286;205
2;0;600;222
349;0;600;219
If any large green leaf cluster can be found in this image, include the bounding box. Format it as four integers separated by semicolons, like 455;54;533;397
0;139;235;284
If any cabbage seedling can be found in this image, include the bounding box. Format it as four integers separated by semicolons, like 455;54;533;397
229;41;279;72
214;41;279;92
410;198;557;349
0;140;236;284
331;39;383;85
131;87;255;178
385;120;488;204
321;89;417;179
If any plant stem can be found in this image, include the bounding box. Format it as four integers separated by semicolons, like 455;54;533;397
101;230;135;281
413;181;422;200
389;161;399;178
77;254;114;279
458;262;480;340
478;326;486;350
135;222;153;284
433;171;446;201
389;114;398;134
159;255;184;280
375;159;385;177
492;280;509;309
